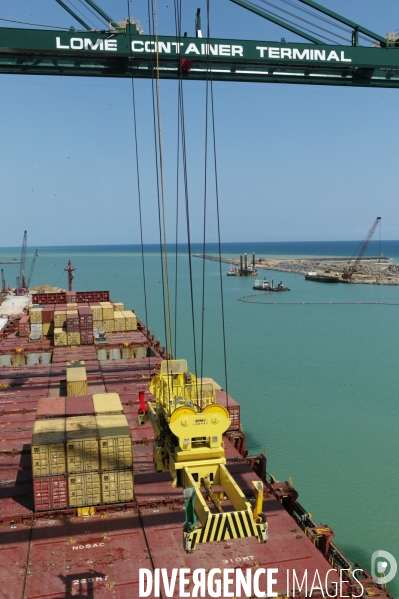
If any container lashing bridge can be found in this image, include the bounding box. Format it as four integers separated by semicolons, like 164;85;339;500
138;360;268;552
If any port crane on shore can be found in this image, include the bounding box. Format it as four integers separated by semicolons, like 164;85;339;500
342;217;381;280
15;232;39;295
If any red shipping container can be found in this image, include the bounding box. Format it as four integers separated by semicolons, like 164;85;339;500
42;305;55;324
216;391;241;431
33;475;68;511
18;316;30;338
36;397;65;419
66;314;79;333
80;330;94;345
78;306;93;328
65;395;94;416
66;291;77;303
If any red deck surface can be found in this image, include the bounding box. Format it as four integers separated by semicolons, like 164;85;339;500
0;323;384;599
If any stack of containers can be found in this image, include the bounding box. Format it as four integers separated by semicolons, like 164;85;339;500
66;361;88;397
66;310;80;346
31;417;68;511
123;311;137;331
79;306;94;345
30;306;43;342
113;302;125;312
100;302;115;333
66;415;101;507
93;393;134;504
18;315;30;338
54;306;67;347
42;304;55;337
113;311;126;332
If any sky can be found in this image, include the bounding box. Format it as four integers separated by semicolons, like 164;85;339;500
0;1;399;246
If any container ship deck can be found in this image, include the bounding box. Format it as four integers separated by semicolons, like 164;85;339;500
0;287;391;599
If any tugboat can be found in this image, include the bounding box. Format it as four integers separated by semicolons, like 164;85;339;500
271;279;290;292
227;265;239;276
253;277;271;290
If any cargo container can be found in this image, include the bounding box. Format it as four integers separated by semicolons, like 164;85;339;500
65;291;77;303
68;471;101;507
113;311;126;331
31;418;66;476
90;303;103;320
96;414;132;470
65;395;94;416
54;327;67;347
29;306;43;324
78;306;93;328
101;469;134;503
92;392;123;415
80;329;94;345
41;322;54;336
67;331;81;346
53;310;66;328
122;311;138;330
66;362;87;396
100;302;114;320
66;415;99;473
66;311;79;333
33;475;68;511
102;319;115;333
36;397;65;419
18;315;30;338
113;302;125;312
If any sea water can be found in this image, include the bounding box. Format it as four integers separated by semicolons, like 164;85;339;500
1;240;398;596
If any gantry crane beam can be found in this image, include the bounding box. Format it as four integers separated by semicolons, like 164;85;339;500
1;26;399;87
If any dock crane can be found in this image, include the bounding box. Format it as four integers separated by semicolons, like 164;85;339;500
138;360;267;552
342;217;381;280
15;232;39;295
1;270;9;293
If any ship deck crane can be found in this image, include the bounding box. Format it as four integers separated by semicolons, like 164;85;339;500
25;250;39;291
138;359;267;552
342;217;381;280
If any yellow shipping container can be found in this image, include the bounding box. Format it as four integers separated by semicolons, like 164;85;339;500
30;306;43;324
42;322;54;336
100;302;114;320
31;418;66;476
90;305;102;320
102;319;115;333
66;415;99;473
66;363;88;396
68;472;101;507
113;311;126;331
113;302;125;312
93;319;103;328
66;309;78;315
101;470;134;504
93;393;123;415
54;327;67;347
54;310;67;328
67;331;81;346
96;414;132;471
66;303;78;308
122;311;137;331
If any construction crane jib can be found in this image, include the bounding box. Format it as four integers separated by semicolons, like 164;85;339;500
138;360;268;552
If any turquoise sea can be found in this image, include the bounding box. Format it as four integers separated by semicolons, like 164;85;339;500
1;240;398;596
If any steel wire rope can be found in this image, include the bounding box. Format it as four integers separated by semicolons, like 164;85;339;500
278;0;377;44
171;0;199;380
205;0;229;408
173;0;183;360
0;17;84;30
74;0;108;29
176;62;199;380
126;0;151;373
255;0;350;43
65;0;100;30
146;0;173;362
240;0;343;44
199;76;209;398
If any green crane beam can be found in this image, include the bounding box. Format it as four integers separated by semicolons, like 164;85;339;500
298;0;387;46
0;27;399;88
54;0;91;31
83;0;119;30
230;0;323;45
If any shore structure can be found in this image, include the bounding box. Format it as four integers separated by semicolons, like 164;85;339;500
195;254;398;285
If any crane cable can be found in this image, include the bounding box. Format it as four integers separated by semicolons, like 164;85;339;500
147;0;173;359
126;1;151;372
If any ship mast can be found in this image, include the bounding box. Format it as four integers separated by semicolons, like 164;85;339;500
64;260;76;291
